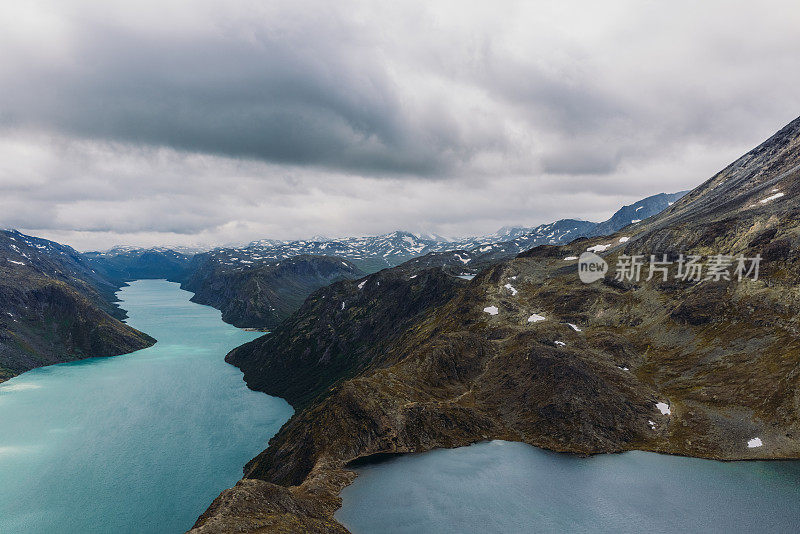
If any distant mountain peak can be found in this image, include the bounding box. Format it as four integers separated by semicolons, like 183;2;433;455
410;231;452;242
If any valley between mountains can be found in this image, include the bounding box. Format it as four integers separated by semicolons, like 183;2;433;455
3;117;800;533
0;185;681;382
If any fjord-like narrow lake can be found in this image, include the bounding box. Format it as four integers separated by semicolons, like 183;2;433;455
337;440;800;534
0;280;292;534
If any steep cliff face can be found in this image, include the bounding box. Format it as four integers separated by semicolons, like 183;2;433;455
191;115;800;533
0;231;155;382
183;255;364;329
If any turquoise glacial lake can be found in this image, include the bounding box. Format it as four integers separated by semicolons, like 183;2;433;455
0;280;292;533
337;440;800;534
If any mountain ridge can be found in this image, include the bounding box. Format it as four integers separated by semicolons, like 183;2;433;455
187;191;687;276
173;191;685;330
190;114;800;533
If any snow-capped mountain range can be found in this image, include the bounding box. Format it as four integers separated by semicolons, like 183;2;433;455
95;244;211;257
197;191;687;273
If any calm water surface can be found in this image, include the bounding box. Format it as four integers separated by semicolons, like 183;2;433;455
0;280;292;533
337;440;800;534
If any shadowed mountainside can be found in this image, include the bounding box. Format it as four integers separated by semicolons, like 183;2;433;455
226;266;465;410
0;231;154;382
183;255;365;329
84;247;194;285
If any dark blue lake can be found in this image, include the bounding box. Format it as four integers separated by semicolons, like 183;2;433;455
336;440;800;533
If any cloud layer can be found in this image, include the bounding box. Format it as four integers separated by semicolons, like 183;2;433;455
1;0;799;249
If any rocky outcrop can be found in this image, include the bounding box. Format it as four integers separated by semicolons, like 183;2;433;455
191;478;351;534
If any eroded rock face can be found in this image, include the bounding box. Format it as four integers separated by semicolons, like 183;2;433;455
191;115;800;533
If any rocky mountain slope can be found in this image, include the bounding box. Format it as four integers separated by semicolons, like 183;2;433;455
0;231;154;382
489;191;686;247
191;115;800;533
226;266;465;409
183;255;364;329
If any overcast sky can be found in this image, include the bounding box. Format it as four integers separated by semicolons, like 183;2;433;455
1;0;799;250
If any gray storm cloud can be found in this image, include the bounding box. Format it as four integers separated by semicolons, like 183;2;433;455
1;1;495;175
0;0;799;248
